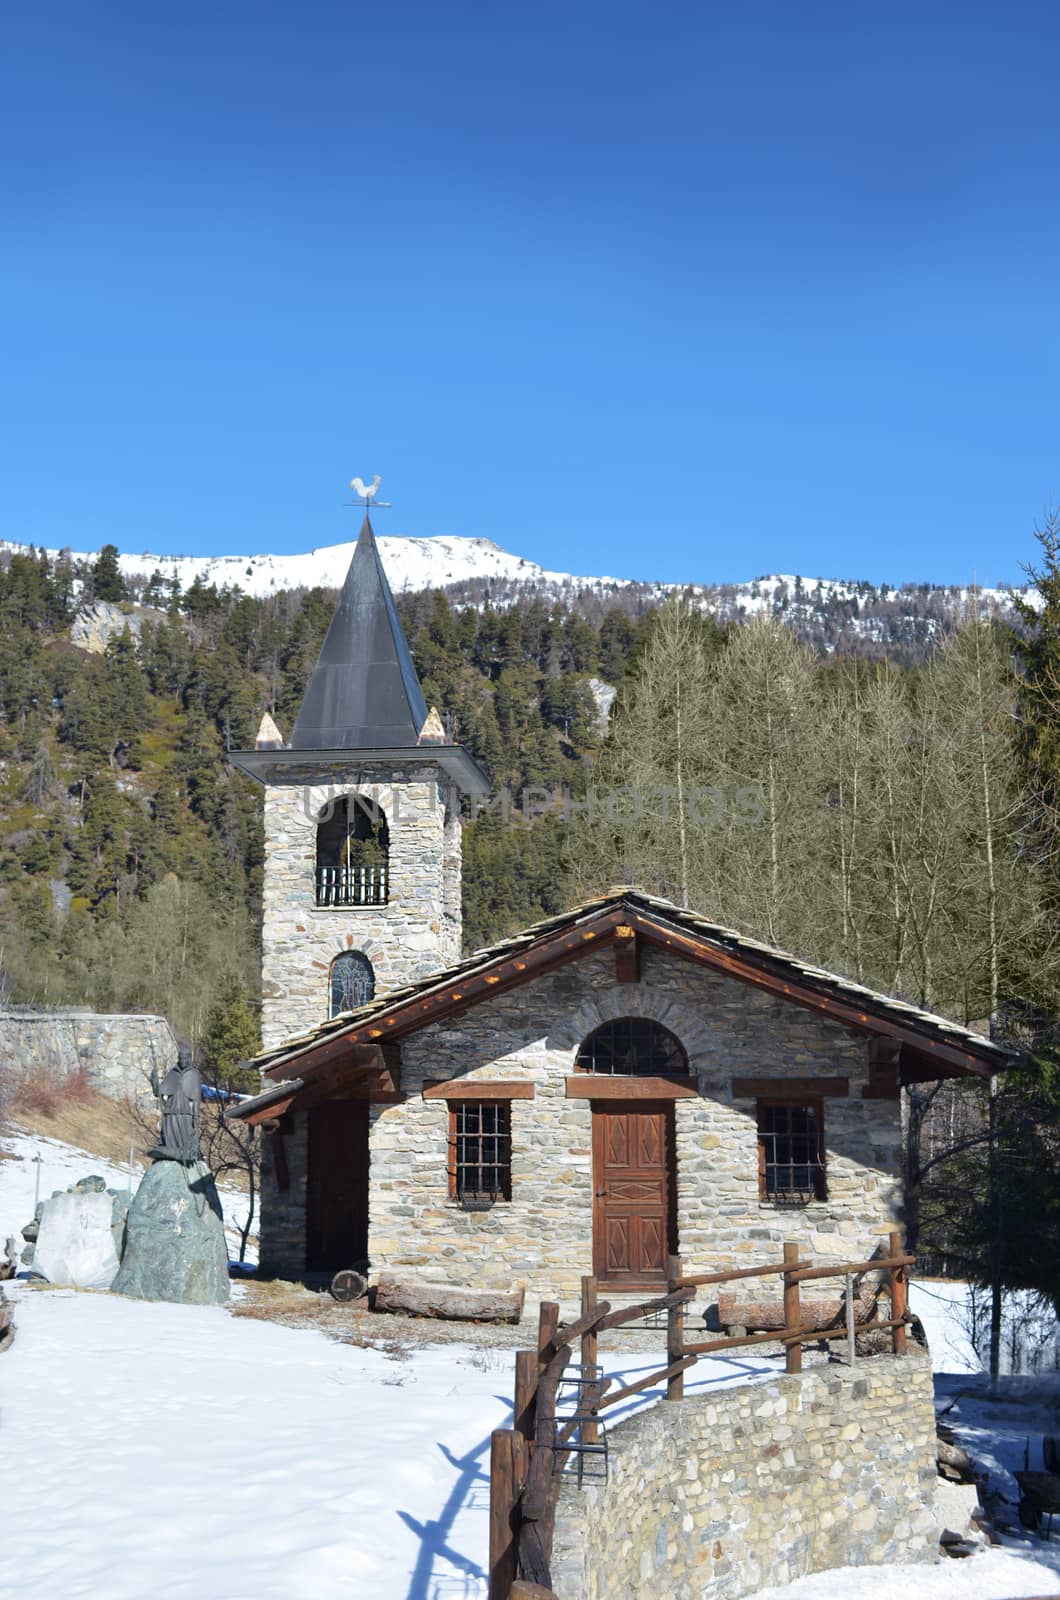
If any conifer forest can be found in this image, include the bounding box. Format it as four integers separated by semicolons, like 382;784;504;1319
2;528;1060;1326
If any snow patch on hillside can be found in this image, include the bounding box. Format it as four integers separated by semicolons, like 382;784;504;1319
0;534;1030;621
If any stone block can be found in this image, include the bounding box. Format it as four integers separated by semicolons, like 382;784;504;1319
32;1190;120;1289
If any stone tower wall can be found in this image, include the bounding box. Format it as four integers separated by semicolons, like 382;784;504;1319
260;761;460;1050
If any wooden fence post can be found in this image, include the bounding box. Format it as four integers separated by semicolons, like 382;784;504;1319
783;1242;802;1374
889;1227;907;1356
489;1427;528;1600
537;1301;560;1366
515;1350;539;1443
580;1275;599;1445
667;1254;685;1400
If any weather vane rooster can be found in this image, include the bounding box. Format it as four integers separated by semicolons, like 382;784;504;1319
347;474;392;510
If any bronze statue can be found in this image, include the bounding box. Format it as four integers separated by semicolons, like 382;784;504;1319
149;1047;202;1164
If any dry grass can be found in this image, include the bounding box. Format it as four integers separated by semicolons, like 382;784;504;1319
10;1084;150;1170
230;1278;527;1355
231;1279;407;1353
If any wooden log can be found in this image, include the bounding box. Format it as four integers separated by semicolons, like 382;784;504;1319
789;1253;914;1283
489;1429;527;1600
548;1299;611;1358
511;1583;561;1600
678;1258;811;1289
718;1275;881;1332
937;1438;974;1477
522;1346;571;1521
784;1243;802;1374
598;1356;697;1411
517;1520;553;1589
374;1275;524;1323
330;1268;368;1302
667;1254;685;1400
515;1349;539;1442
889;1228;908;1356
581;1276;599;1446
0;1236;17;1281
717;1293;841;1330
537;1301;560;1362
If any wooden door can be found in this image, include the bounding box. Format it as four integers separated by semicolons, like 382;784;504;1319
306;1100;369;1272
592;1102;675;1288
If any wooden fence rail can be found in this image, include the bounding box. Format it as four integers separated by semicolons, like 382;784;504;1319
488;1229;913;1600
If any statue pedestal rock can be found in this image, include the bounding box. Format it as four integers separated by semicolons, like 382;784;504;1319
112;1048;229;1305
113;1159;229;1305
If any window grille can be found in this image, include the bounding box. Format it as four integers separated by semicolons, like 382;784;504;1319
575;1017;688;1076
448;1101;511;1203
329;951;376;1018
757;1101;827;1203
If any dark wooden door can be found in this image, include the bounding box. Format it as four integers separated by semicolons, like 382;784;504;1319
592;1102;675;1288
306;1100;369;1272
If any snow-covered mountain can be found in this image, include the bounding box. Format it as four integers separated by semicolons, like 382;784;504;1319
1;532;610;600
0;532;1029;620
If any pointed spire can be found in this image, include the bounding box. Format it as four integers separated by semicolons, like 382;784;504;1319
289;517;429;750
254;711;286;750
417;707;446;745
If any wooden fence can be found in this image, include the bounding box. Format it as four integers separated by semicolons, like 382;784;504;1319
488;1229;912;1600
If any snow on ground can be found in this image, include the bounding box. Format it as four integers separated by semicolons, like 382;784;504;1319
3;1128;1060;1599
0;1127;258;1265
0;1284;777;1600
745;1550;1060;1600
910;1279;985;1374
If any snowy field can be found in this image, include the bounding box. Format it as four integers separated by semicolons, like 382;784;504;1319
3;1129;1060;1600
0;1127;258;1265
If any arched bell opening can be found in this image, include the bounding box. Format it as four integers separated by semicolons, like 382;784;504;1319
315;795;390;907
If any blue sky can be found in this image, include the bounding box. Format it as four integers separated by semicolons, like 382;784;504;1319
2;2;1058;587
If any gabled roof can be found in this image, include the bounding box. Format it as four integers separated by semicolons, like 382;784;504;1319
289;516;428;750
233;890;1020;1120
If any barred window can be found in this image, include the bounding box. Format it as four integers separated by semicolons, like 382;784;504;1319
757;1101;827;1203
448;1102;512;1203
575;1017;688;1076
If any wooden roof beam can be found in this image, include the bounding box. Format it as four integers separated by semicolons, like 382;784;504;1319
628;910;997;1077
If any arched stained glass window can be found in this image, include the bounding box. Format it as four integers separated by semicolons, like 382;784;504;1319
330;951;376;1018
575;1017;689;1076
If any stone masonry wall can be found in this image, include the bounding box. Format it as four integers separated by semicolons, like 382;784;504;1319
259;941;903;1299
260;762;460;1048
550;1354;939;1600
0;1009;177;1104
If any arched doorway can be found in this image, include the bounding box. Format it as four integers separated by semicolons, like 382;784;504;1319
577;1017;685;1288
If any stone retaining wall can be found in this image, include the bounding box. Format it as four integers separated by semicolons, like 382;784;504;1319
0;1009;176;1104
550;1353;939;1600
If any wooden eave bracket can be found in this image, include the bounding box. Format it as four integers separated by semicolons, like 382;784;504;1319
614;924;639;983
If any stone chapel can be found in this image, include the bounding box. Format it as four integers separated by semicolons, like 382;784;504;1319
231;517;1015;1306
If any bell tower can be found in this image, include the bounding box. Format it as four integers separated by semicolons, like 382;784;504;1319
231;512;488;1049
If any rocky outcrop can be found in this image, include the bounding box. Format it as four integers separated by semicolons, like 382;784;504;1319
70;600;164;655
